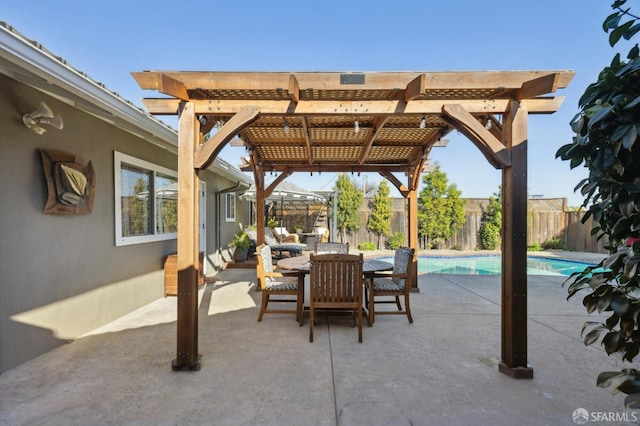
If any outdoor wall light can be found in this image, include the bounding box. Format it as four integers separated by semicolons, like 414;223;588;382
23;101;64;135
419;115;427;129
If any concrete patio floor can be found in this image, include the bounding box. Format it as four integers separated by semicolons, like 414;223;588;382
1;252;638;425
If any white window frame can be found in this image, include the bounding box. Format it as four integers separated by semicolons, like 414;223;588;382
114;151;178;246
225;192;236;222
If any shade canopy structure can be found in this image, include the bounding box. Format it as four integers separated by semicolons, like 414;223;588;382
132;70;574;378
239;180;325;203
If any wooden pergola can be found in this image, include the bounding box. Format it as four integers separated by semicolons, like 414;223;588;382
132;70;574;377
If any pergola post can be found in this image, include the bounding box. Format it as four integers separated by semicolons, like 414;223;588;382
499;100;532;379
172;101;201;371
407;188;419;291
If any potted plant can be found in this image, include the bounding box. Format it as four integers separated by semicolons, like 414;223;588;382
267;218;278;229
294;222;304;235
229;231;251;262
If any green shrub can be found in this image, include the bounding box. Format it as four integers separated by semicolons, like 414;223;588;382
527;242;543;251
358;242;376;251
479;222;501;250
385;232;405;250
542;236;564;250
451;244;463;251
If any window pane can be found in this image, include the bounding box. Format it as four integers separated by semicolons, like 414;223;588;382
156;173;178;234
120;164;152;236
226;193;235;221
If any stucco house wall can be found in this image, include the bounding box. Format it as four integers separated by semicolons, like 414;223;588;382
0;25;252;373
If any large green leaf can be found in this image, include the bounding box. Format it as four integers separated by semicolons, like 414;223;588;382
603;331;623;354
584;325;606;346
588;104;616;128
612;294;631;316
618;379;640;394
624;95;640;110
597;370;626;387
623;125;638;150
625;392;640;408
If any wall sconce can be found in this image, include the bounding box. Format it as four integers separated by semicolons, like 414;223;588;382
23;101;64;135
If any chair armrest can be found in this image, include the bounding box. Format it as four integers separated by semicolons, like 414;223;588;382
264;270;299;279
281;235;300;243
371;271;407;280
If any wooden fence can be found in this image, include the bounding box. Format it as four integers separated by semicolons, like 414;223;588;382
274;199;607;253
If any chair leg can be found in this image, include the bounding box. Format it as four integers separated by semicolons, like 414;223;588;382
395;295;402;310
309;307;314;342
357;307;363;343
368;287;375;326
405;293;413;324
257;293;269;322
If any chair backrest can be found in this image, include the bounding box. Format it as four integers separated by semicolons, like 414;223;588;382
263;228;280;246
314;242;349;254
245;228;258;244
273;227;289;237
309;253;363;305
392;247;415;289
256;244;274;289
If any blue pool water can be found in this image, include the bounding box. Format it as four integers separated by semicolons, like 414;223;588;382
376;255;597;276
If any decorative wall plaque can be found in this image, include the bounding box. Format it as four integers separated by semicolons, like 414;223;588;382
40;150;95;214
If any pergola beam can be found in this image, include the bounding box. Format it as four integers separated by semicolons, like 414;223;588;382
141;97;566;116
358;116;389;165
442;104;511;169
132;70;574;93
193;106;259;170
516;73;560;100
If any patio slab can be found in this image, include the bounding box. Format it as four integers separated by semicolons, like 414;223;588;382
0;266;636;425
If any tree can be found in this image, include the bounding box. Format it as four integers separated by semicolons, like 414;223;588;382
479;188;502;250
417;164;466;248
368;180;392;249
334;174;363;243
556;0;640;408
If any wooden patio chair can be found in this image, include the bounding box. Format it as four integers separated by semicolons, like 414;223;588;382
314;242;349;254
256;244;303;325
309;253;364;342
364;247;415;326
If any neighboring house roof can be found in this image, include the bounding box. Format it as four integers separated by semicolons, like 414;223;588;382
0;21;250;186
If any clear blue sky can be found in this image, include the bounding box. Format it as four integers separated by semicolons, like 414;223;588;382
5;1;634;206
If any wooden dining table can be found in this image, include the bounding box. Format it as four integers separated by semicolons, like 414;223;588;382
276;254;393;320
277;254;393;274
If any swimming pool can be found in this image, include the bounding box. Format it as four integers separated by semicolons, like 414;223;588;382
376;255;597;276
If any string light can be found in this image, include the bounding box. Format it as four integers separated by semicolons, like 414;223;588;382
485;118;493;130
